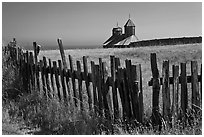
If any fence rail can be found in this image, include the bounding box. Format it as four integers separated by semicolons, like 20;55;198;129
3;38;202;129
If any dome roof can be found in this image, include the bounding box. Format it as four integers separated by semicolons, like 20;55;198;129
124;19;135;27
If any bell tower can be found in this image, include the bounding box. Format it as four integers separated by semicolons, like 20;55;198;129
124;15;135;37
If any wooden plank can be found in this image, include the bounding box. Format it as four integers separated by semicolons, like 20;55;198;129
53;61;61;101
125;59;134;119
150;53;162;130
33;42;40;92
65;69;71;97
131;65;140;121
69;55;77;106
102;62;111;119
200;64;202;108
95;64;103;116
40;60;46;98
49;59;55;98
26;51;30;92
123;68;132;120
57;38;67;69
138;64;144;123
58;60;68;103
180;63;188;117
115;57;120;71
91;61;98;113
172;65;179;125
77;60;83;111
83;56;92;111
29;52;35;91
191;61;200;112
43;57;51;98
117;68;126;120
110;55;119;119
162;60;171;124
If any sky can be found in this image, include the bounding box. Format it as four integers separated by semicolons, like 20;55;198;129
2;2;202;49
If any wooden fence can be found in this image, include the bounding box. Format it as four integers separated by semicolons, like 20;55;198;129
4;39;144;123
3;39;202;128
149;53;202;128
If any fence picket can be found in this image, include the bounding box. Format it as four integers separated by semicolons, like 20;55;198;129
69;55;77;106
111;56;119;119
191;61;200;112
40;60;47;98
172;65;179;125
180;63;188;119
150;53;162;130
137;64;144;123
162;60;171;124
131;65;140;121
102;62;111;119
49;59;55;98
77;60;83;111
83;56;92;110
123;68;132;120
43;57;51;98
200;64;202;108
53;61;61;101
91;61;98;113
58;60;68;102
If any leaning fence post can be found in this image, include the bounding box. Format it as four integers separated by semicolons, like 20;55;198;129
57;38;67;70
111;55;119;119
69;55;77;106
150;53;162;130
83;56;92;111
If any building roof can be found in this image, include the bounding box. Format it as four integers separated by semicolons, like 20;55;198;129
103;34;139;46
115;35;139;45
124;19;135;27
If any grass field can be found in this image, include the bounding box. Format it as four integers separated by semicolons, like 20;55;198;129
3;43;202;134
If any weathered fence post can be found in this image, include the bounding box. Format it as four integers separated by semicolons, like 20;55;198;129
53;61;61;101
172;65;179;126
69;55;77;106
125;59;134;119
77;60;83;111
138;64;144;123
131;65;140;121
83;56;92;111
40;60;47;98
33;42;40;92
91;61;99;114
43;57;51;98
191;61;200;113
102;62;111;119
162;60;171;125
49;59;55;98
111;56;119;119
150;53;162;130
58;60;68;103
180;63;188;122
200;64;202;108
57;38;67;69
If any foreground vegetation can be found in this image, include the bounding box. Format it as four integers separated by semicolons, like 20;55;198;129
2;43;202;134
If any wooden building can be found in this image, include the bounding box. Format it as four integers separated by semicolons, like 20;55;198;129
103;17;139;48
